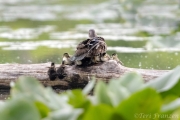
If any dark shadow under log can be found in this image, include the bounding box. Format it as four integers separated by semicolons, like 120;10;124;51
0;60;169;91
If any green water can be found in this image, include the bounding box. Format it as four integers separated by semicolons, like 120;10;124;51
0;0;180;70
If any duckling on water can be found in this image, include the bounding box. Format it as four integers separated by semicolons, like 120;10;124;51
47;62;57;81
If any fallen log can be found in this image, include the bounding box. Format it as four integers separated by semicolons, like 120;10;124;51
0;60;169;91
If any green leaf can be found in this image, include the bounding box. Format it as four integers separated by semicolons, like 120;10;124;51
0;98;40;120
83;104;114;120
107;80;130;106
11;76;45;99
162;98;180;112
171;108;180;120
11;76;69;110
35;101;50;118
161;81;180;98
0;101;5;108
94;81;112;106
46;108;83;120
68;89;91;108
83;79;95;95
119;72;144;93
116;88;162;120
144;66;180;93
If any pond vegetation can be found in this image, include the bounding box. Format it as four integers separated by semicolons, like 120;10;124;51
0;0;180;70
1;66;180;120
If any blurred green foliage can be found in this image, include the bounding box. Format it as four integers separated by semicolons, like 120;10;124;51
1;66;180;120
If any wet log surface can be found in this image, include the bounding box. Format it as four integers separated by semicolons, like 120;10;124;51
0;60;169;92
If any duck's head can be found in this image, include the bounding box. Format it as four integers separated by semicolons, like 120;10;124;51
102;53;107;56
51;62;55;67
101;53;110;61
63;53;70;57
112;53;117;57
61;61;66;68
89;29;97;39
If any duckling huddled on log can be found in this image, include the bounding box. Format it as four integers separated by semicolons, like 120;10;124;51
56;61;67;79
111;53;123;65
62;53;73;65
47;62;57;81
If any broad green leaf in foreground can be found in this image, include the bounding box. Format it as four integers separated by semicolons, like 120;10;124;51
35;101;50;118
170;108;180;120
94;81;112;106
44;107;83;120
82;79;95;95
162;98;180;113
161;81;180;98
94;73;143;106
107;80;130;106
119;72;144;93
0;101;5;109
144;66;180;95
83;104;114;120
116;88;162;120
0;98;40;120
68;89;91;108
11;76;69;110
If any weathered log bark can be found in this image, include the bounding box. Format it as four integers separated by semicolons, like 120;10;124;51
0;60;169;90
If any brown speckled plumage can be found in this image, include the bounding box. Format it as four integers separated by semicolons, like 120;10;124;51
71;29;107;62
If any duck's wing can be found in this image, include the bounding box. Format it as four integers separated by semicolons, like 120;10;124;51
76;39;91;49
88;37;107;56
71;38;94;61
71;47;89;61
71;37;106;61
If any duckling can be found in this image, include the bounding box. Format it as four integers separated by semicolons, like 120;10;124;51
71;29;107;64
91;54;101;64
56;61;67;79
111;53;123;65
47;62;57;81
100;53;110;62
75;60;82;66
63;53;73;65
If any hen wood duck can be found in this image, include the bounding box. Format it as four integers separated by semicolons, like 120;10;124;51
70;29;107;65
47;62;57;81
